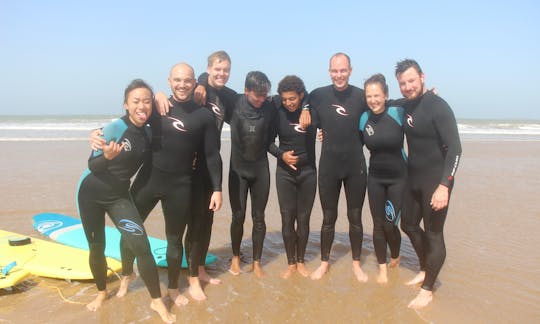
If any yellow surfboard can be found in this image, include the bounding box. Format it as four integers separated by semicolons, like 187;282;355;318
0;230;121;281
0;262;31;289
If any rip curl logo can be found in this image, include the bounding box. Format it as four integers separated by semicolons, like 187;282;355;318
209;102;223;117
118;219;144;235
406;114;414;128
290;123;306;133
365;124;375;136
122;138;132;151
385;200;396;222
332;104;349;116
36;220;63;233
167;116;187;132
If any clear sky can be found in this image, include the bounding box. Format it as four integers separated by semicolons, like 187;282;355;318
1;0;539;119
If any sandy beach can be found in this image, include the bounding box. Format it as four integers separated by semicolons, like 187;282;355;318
1;138;540;323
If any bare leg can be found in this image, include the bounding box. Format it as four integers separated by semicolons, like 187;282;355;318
229;256;241;275
86;290;108;312
376;264;388;284
408;288;433;309
310;261;329;280
296;263;310;277
389;256;400;268
168;288;189;306
352;260;368;283
188;276;207;301
150;298;176;323
252;261;265;278
405;271;425;286
281;264;297;279
199;266;221;285
116;273;137;298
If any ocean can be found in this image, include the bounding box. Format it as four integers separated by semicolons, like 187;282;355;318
1;115;540;142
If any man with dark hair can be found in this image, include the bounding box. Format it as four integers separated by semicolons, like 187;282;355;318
395;58;461;309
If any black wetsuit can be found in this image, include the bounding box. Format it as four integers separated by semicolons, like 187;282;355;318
269;96;317;265
401;90;462;291
186;77;237;271
76;116;161;297
309;85;368;262
360;106;406;265
229;95;277;262
126;97;222;287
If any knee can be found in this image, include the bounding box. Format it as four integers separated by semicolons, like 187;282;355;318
400;222;419;235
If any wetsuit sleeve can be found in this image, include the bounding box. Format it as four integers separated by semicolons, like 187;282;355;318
268;109;283;159
88;120;126;173
204;114;223;191
198;72;209;86
433;99;462;187
221;88;240;124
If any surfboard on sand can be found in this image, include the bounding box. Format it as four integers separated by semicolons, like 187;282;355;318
0;260;31;289
0;229;122;281
32;213;218;268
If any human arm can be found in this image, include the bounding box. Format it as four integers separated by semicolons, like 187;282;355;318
154;92;172;116
90;128;105;151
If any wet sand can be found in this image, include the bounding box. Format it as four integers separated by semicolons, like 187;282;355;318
1;139;540;323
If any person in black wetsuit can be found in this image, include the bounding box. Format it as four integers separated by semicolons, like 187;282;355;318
269;75;317;279
77;80;175;323
359;74;406;284
308;53;369;282
394;59;461;309
123;63;222;304
227;71;277;278
154;51;237;291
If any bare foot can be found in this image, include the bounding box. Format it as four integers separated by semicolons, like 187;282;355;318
150;298;176;323
229;256;241;275
296;263;310;277
389;256;400;268
408;288;433;309
199;266;221;285
352;261;368;283
376;264;388;284
86;290;107;312
405;271;425;286
253;261;265;278
188;276;207;301
116;273;137;297
281;264;297;279
168;288;189;306
310;261;329;280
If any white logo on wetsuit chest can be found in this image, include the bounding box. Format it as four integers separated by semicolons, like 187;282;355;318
122;138;132;151
332;104;349;116
290;123;306;133
209;103;223;117
249;125;256;132
167;116;188;132
406;114;414;128
365;124;375;136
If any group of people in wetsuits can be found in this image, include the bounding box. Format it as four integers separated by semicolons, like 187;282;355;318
78;51;461;321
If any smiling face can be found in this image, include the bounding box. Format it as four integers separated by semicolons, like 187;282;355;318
168;63;196;102
365;83;387;115
125;87;153;127
329;54;352;91
397;67;425;100
207;59;231;89
280;91;304;112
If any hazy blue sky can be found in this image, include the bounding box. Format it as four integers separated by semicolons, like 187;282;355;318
1;0;539;119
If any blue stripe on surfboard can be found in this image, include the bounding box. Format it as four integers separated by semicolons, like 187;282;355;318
32;213;217;268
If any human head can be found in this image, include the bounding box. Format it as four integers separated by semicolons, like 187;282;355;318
207;50;231;89
168;63;196;102
395;59;426;100
329;52;352;91
277;75;306;112
123;79;153;127
364;73;388;114
244;71;271;108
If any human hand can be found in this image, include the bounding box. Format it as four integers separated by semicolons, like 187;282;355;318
209;191;222;211
194;84;207;106
154;91;172;116
90;129;105;151
103;140;125;160
282;150;299;171
430;184;449;211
